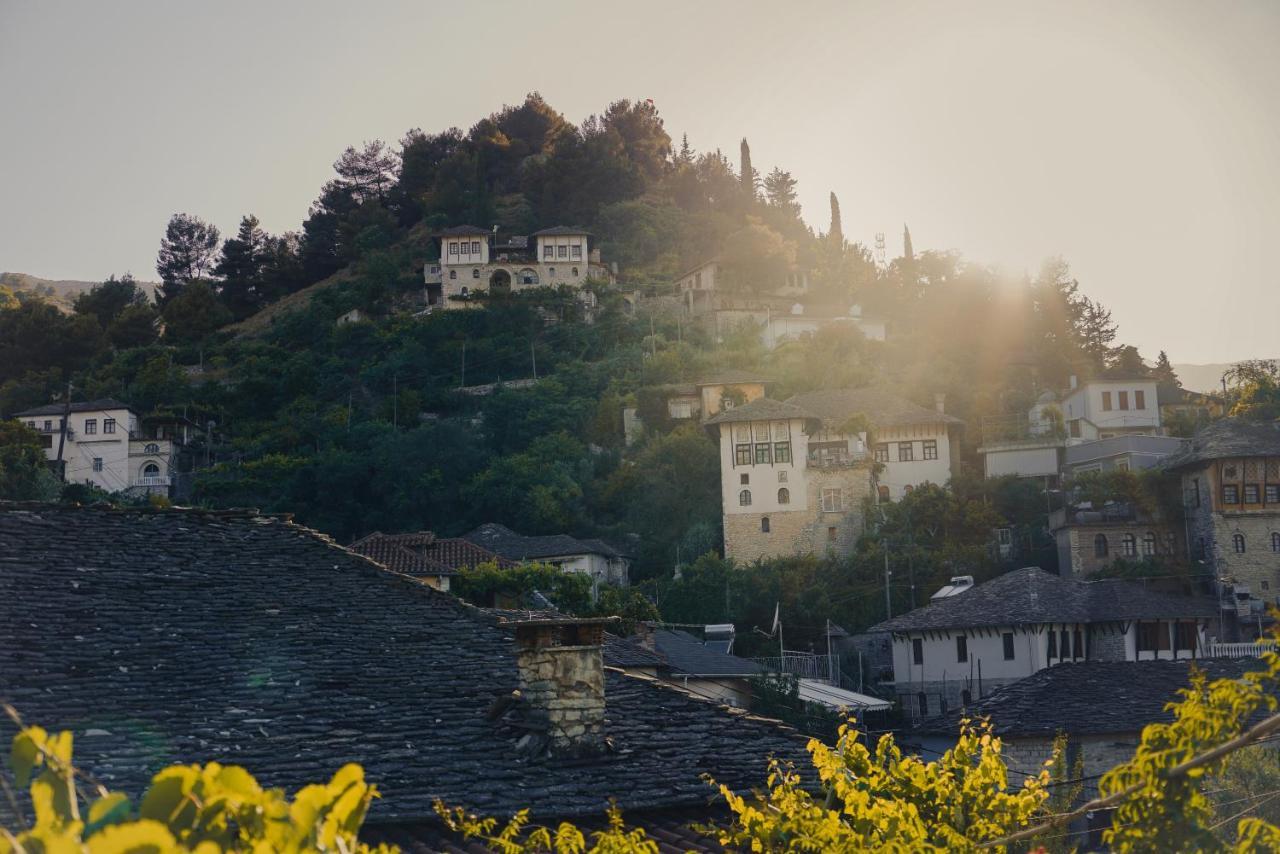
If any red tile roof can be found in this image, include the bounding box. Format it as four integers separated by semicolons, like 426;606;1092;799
350;531;513;576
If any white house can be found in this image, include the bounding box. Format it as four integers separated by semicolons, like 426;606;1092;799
12;398;180;496
462;523;631;598
425;226;610;309
1061;375;1162;440
869;567;1220;719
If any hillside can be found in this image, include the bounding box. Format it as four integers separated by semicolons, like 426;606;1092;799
0;271;160;310
1172;361;1278;394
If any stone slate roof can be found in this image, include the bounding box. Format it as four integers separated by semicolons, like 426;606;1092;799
703;397;818;427
13;398;135;418
604;634;670;669
349;531;515;576
437;225;490;236
918;659;1265;737
0;505;808;827
653;630;761;678
785;388;963;428
1164;417;1280;470
463;523;624;562
695;370;770;387
870;567;1218;634
530;226;591;236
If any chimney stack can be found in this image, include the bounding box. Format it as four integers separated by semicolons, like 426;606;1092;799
511;617;615;755
934;393;946;414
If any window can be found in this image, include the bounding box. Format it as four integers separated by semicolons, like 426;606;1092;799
755;443;772;464
543;244;553;259
738;489;752;507
1048;630;1058;659
1102;391;1113;411
898;442;914;462
1002;633;1015;660
27;421;34;429
777;470;787;483
1223;484;1240;504
1094;534;1109;557
740;473;750;485
470;241;480;254
761;517;770;533
1174;622;1197;653
1164;532;1178;555
572;244;582;259
735;445;752;465
777;487;790;504
877;485;891;502
460;286;469;298
449;269;457;280
1267;485;1280;504
1142;532;1157;556
103;418;115;434
1245;484;1261;504
903;484;914;495
922;440;938;460
1118;391;1130;410
144;443;159;454
1116;460;1130;471
472;268;480;279
1233;533;1246;554
571;267;578;277
956;635;968;663
1191;478;1201;508
448;242;458;255
1121;533;1137;556
1137;622;1171;652
1074;628;1084;658
557;245;568;258
821;488;843;513
84;419;97;434
43;420;52;431
917;692;928;716
873;443;889;462
142;462;160;477
1069;419;1082;438
912;638;924;665
1272;532;1280;554
1060;629;1071;659
1135;390;1146;409
961;689;972;707
827;526;838;542
548;267;556;277
774;442;792;463
92;457;103;472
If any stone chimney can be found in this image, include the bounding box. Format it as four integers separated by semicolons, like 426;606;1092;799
934;392;946;414
632;620;657;651
511;617;615;756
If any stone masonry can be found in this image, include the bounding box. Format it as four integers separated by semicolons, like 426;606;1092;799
723;463;873;562
513;620;609;755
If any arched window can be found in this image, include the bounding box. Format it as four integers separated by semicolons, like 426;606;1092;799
141;462;160;479
472;268;479;279
1142;532;1157;556
1121;533;1137;556
739;489;752;507
777;487;790;504
460;286;469;298
1094;534;1108;558
571;267;579;277
1234;533;1246;554
1272;532;1280;553
761;517;770;533
144;443;159;454
519;268;539;285
548;267;556;277
877;485;890;502
449;269;457;280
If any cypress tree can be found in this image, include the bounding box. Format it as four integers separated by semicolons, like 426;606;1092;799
829;192;844;245
903;223;915;261
739;138;757;200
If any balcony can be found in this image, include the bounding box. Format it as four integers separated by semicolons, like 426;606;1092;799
1208;640;1279;658
133;476;171;488
807;449;868;468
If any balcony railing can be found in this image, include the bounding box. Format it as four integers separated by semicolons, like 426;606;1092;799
1208;641;1279;659
807;450;868;468
133;476;171;487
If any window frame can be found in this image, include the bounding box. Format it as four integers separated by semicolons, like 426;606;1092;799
1101;391;1112;411
898;442;914;462
571;244;582;259
84;419;97;435
92;457;103;472
470;240;480;255
1222;484;1240;505
912;638;924;666
103;418;115;434
1266;484;1280;504
738;489;752;507
557;245;568;259
922;439;938;460
1002;632;1015;661
821;488;844;513
1118;391;1130;410
543;244;554;259
1244;484;1261;504
873;443;889;463
1121;533;1137;556
773;441;792;463
735;444;752;466
777;487;790;505
755;443;773;465
955;635;968;663
1135;389;1146;409
1233;533;1246;554
1094;533;1109;557
761;517;770;533
1142;532;1157;556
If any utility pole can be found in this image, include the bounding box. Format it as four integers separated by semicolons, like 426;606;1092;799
531;338;538;380
54;381;73;482
826;619;834;684
649;313;657;358
346;391;352;431
460;338;467;388
883;548;893;620
393;375;398;427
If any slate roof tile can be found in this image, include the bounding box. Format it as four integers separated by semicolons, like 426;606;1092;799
1164;417;1280;470
785;388;963;428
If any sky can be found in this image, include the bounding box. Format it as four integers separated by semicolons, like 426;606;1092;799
1;0;1277;364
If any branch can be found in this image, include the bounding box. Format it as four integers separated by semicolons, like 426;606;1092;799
981;709;1280;849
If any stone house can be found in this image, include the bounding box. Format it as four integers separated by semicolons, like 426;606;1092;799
424;225;611;309
12;398;189;497
1050;503;1183;578
1165;418;1280;623
0;505;810;846
660;371;769;422
868;567;1220;719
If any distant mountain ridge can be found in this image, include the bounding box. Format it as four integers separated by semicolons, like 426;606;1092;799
0;272;160;311
1172;361;1278;394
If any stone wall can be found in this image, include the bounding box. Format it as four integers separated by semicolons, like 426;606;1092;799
1087;624;1129;662
1184;462;1280;602
1055;522;1182;579
722;463;872;562
1002;735;1139;798
516;645;605;754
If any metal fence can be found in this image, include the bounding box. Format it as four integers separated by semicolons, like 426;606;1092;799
750;652;840;684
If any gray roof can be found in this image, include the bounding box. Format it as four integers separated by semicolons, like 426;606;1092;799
13;398;135;418
0;505;808;826
462;523;625;561
531;226;592;236
918;659;1265;737
437;225;490;236
694;370;770;387
703;397;818;427
785;388;963;428
870;567;1218;634
1163;417;1280;470
653;630;762;678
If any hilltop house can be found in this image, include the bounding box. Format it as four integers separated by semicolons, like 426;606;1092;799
424;226;612;309
706;389;963;562
660;371;769;422
463;523;632;595
0;505;810;844
11;399;193;497
1165;418;1280;625
869;567;1220;719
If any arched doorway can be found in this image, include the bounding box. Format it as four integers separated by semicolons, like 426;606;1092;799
489;269;512;295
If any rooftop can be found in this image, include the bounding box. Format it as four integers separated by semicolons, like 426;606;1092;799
436;225;491;237
869;567;1218;634
350;530;515;576
530;226;592;237
0;505;808;828
703;397;819;427
13;398;136;418
651;629;762;678
463;523;631;561
785;388;963;428
1164;417;1280;470
695;369;770;387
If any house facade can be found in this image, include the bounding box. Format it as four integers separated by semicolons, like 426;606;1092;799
661;371;769;422
1166;419;1280;621
870;567;1219;718
1050;504;1183;578
425;226;611;309
463;523;632;596
12;399;180;496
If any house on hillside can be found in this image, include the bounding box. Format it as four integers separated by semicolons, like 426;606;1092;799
868;567;1220;719
1165;418;1280;628
463;523;632;594
659;371;769;422
1049;502;1184;578
0;505;810;846
424;226;612;309
350;530;516;592
1158;385;1224;424
11;399;193;497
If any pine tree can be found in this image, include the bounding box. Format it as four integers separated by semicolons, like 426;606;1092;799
903;223;915;261
155;213;220;305
678;133;693;163
739;138;758;201
215;215;270;319
829;193;843;246
763;168;798;216
1153;351;1181;388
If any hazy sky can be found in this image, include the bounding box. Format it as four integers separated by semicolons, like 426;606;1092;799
2;0;1276;363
